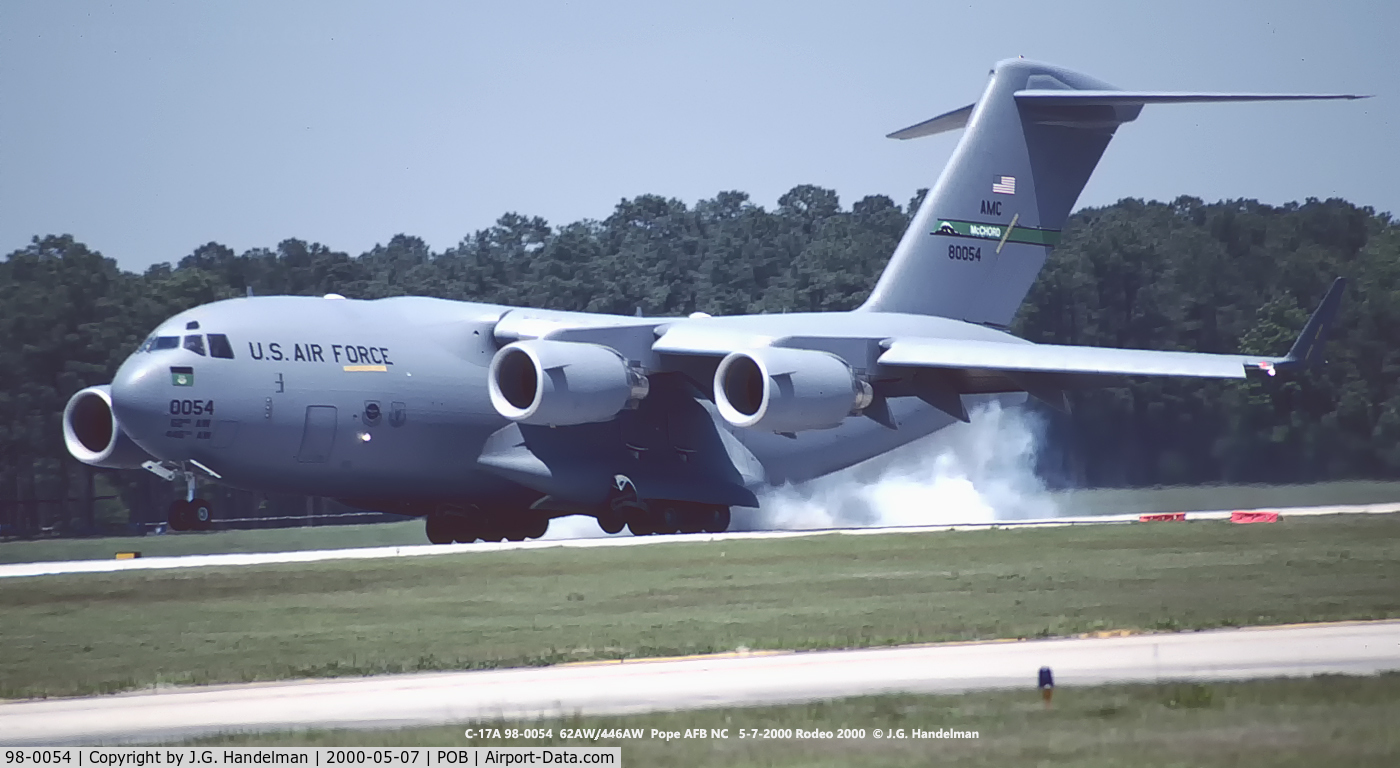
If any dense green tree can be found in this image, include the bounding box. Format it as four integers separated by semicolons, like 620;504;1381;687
2;191;1397;537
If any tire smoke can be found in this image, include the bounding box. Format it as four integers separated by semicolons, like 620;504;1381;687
543;401;1056;539
744;401;1056;530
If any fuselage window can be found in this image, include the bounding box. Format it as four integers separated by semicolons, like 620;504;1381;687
153;336;180;350
207;333;235;359
183;334;206;356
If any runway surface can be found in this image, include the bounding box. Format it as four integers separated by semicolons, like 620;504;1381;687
2;502;1397;580
2;620;1397;746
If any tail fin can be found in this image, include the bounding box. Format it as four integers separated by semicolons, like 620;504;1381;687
860;58;1365;325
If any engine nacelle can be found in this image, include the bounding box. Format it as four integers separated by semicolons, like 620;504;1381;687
714;347;873;433
488;340;649;427
63;385;157;469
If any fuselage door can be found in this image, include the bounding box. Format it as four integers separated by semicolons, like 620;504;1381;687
297;405;338;463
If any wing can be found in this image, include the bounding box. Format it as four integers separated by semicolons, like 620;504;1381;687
647;279;1345;426
875;277;1345;414
878;337;1260;379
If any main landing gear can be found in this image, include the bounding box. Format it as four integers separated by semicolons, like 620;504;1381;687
600;475;731;536
425;510;550;544
623;502;730;536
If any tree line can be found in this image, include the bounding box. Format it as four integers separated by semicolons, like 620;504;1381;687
1;186;1396;535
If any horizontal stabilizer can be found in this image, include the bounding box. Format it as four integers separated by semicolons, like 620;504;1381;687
1014;90;1369;106
887;103;974;140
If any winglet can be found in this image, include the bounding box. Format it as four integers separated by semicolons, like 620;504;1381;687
1277;277;1347;370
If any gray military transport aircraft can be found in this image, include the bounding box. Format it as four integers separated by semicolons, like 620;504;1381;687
63;59;1360;543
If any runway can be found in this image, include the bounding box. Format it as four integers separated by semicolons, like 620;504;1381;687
2;620;1397;746
3;502;1397;580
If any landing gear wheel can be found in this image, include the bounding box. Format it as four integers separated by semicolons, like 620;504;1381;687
522;514;549;540
477;519;504;543
450;517;478;544
597;510;625;535
626;513;653;537
188;498;213;531
655;506;681;536
706;506;731;533
678;504;707;534
425;514;454;544
167;500;190;532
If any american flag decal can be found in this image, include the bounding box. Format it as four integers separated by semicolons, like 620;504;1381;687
992;175;1016;195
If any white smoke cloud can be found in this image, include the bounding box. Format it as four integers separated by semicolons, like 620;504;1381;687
742;401;1056;530
542;400;1056;539
541;513;614;540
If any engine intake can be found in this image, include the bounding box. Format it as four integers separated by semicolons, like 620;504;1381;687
63;385;156;468
714;347;873;433
488;340;649;426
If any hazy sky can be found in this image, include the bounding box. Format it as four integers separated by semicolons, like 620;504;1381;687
2;1;1394;272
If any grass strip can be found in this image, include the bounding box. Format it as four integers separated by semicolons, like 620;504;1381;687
1;514;1397;699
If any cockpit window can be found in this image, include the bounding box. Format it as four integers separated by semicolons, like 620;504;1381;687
153;336;179;350
207;333;235;359
138;334;156;352
183;335;206;356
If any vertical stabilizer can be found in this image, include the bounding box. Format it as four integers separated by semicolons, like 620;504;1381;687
861;59;1125;325
861;59;1362;325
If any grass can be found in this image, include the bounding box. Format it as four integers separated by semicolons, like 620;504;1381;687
1051;480;1400;517
177;674;1400;766
0;520;429;564
1;514;1397;700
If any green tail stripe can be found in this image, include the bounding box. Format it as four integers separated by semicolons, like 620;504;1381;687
933;219;1062;247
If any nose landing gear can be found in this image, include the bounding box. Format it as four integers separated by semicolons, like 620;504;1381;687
168;497;213;532
145;460;217;532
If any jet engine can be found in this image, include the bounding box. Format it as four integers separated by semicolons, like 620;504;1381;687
488;340;649;426
63;385;157;469
714;347;874;433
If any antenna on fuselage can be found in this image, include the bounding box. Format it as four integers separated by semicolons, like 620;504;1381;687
246;286;254;298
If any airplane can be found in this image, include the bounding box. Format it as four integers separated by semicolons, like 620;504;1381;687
61;59;1361;543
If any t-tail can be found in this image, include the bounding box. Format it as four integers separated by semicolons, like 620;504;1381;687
860;58;1366;326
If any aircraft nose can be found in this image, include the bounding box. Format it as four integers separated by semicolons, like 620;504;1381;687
109;354;171;441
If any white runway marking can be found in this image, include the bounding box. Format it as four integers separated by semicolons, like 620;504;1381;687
1;620;1396;746
1;503;1397;579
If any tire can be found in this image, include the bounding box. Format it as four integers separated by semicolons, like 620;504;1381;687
708;506;731;533
597;511;625;535
476;525;502;543
626;514;653;536
167;500;190;532
678;504;707;534
655;506;681;535
450;517;478;544
522;514;549;540
425;515;454;544
189;498;213;531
